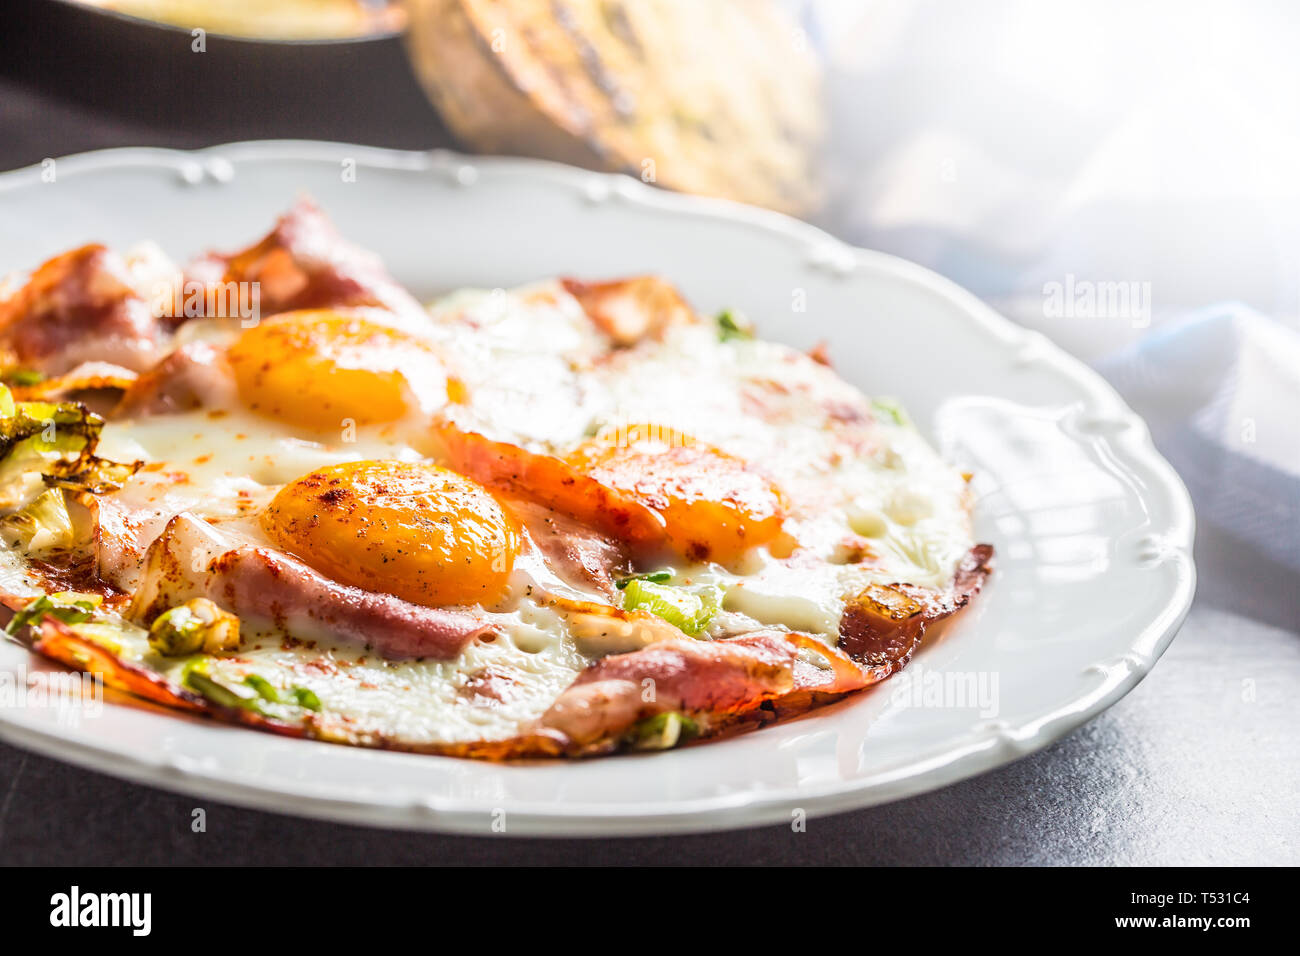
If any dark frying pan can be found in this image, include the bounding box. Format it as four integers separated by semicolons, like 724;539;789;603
0;0;453;167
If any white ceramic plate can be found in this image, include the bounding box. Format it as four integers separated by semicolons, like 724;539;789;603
0;142;1195;836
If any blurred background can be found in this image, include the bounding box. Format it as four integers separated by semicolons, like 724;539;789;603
7;0;1294;566
5;0;1299;335
0;0;1295;864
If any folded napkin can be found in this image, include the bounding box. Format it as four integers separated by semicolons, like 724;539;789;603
1096;307;1300;572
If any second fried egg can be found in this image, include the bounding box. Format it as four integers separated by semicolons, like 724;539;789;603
227;309;449;431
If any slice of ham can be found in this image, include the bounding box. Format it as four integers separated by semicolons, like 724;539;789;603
189;199;426;322
85;492;157;594
503;496;628;599
537;631;798;748
560;276;697;347
113;341;238;417
0;244;165;375
839;544;995;666
128;512;495;661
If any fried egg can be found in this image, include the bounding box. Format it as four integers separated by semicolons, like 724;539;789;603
227;309;450;430
569;424;789;565
262;460;519;608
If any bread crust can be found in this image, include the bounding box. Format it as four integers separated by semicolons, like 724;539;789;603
404;0;824;215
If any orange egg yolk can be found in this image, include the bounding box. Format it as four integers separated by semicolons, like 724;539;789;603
261;460;518;608
568;424;787;564
227;310;446;430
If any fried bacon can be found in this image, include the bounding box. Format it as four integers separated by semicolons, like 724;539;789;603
839;544;995;667
0;244;166;375
536;631;798;750
535;627;897;753
190;199;426;321
560;276;697;346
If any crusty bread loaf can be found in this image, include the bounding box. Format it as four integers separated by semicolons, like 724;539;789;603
404;0;824;215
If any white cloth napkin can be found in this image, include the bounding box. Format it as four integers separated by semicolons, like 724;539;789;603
803;0;1300;573
1096;307;1300;571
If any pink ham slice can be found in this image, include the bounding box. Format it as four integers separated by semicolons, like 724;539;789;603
537;631;798;747
503;496;628;600
113;341;238;417
128;512;494;661
0;244;165;375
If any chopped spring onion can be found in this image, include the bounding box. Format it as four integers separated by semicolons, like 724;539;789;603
239;674;321;711
44;458;141;496
292;686;323;711
242;674;281;703
0;395;140;510
180;659;319;717
184;668;260;710
148;598;241;657
628;711;699;750
4;369;45;387
620;579;719;636
4;591;101;636
65;619;143;656
717;309;754;342
614;569;674;590
0;487;74;555
0;401;100;455
870;396;909;426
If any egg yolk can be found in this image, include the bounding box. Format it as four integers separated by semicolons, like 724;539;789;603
227;310;446;430
261;460;518;608
568;424;787;564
